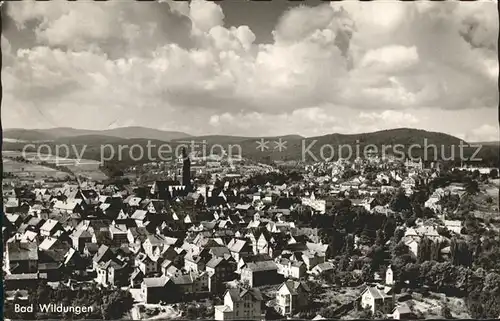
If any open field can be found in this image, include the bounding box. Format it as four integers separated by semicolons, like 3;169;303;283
3;158;71;179
3;150;108;181
471;181;500;223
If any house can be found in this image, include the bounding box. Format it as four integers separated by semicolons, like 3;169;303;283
404;239;419;257
53;199;83;214
392;302;414;320
135;252;158;276
241;261;280;287
254;233;272;255
184;250;211;274
172;271;210;296
131;210;148;227
227;238;253;262
93;245;129;287
275;280;310;316
39;219;63;237
237;254;272;274
5;242;39;274
71;228;93;252
301;250;326;271
127;227;149;244
360;197;378;212
360;285;393;314
141;276;179;303
206;257;236;293
130;268;144;288
276;258;306;279
310;262;334;276
444;220;462;234
214;287;263;320
143;235;176;257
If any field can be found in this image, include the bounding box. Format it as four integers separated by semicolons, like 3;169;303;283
3;158;71;179
471;180;500;223
3;150;108;181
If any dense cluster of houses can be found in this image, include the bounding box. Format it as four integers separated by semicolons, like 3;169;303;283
2;155;472;320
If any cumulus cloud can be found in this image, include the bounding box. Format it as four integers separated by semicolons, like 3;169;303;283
468;124;500;142
359;110;419;126
2;0;498;137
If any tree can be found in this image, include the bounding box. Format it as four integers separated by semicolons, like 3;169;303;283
100;290;134;320
451;238;473;267
417;237;432;263
442;305;453;319
361;263;373;283
465;179;480;195
390;190;413;213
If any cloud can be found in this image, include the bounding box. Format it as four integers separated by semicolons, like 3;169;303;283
2;0;498;137
468;124;500;142
359;45;419;73
189;0;224;33
359;110;419;126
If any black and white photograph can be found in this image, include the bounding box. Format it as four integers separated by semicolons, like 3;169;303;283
1;0;499;320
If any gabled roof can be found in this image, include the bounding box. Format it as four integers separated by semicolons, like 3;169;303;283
143;276;170;288
362;285;391;300
279;280;310;295
172;274;194;285
39;237;59;251
227;238;249;253
131;210;148;220
8;242;38;261
244;260;278;272
226;287;263;302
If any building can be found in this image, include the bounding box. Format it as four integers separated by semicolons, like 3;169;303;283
275;280;310;316
360;285;393;314
276;258;306;279
5;242;39;274
241;261;280;287
182;147;191;187
206;257;236;293
141;276;179;304
214;287;263;320
392;303;414;319
385;265;394;285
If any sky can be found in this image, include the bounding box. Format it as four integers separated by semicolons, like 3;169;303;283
2;0;499;142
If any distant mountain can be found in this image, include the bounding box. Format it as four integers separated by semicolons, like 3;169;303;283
472;141;500;146
309;128;465;146
100;127;191;141
2;129;56;141
172;134;305;145
4;126;192;142
4;127;498;167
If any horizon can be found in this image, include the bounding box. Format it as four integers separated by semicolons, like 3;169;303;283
2;0;499;141
5;125;499;142
3;126;500;144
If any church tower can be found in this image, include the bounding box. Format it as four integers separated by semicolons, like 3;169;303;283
182;147;191;187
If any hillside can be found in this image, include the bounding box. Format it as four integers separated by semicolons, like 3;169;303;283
2;129;56;141
4;126;191;142
3;127;498;166
172;134;305;145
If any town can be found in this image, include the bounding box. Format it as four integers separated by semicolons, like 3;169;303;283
2;148;500;320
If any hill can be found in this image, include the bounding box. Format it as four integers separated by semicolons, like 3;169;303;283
472;141;500;147
4;126;191;142
172;134;305;145
3;127;498;167
2;129;56;141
